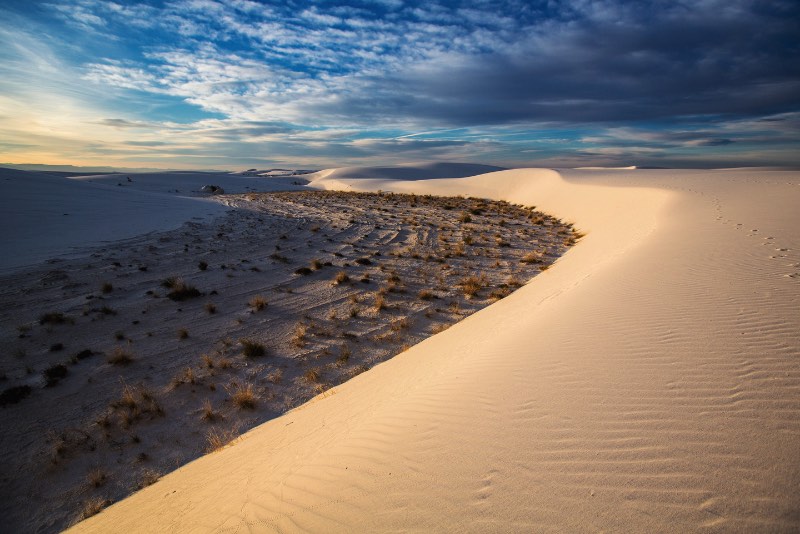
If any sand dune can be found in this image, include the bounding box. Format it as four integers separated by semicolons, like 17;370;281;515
0;168;306;271
57;166;800;532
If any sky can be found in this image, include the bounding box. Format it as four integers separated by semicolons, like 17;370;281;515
0;0;798;170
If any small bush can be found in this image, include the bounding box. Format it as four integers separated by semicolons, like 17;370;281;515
39;312;68;325
334;271;349;284
459;275;484;298
292;324;307;347
162;278;202;301
240;338;266;358
87;468;107;488
374;293;387;312
108;347;134;366
79;497;111;520
520;252;542;264
355;257;372;266
201;399;218;421
205;427;236;453
230;383;257;409
178;328;189;340
101;282;113;294
198;261;208;271
43;364;68;387
458;212;472;223
294;267;313;276
204;302;217;314
418;289;436;301
249;295;267;311
0;385;31;406
304;368;321;383
311;259;323;270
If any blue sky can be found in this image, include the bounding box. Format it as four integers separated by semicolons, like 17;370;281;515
0;0;798;170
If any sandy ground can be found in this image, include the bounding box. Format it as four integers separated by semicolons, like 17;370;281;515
63;166;800;533
0;183;574;532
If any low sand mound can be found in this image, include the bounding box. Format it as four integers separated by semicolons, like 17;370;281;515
0;168;230;271
61;167;800;532
308;162;506;182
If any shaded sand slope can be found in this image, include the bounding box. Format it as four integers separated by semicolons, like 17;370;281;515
72;168;800;532
0;168;226;271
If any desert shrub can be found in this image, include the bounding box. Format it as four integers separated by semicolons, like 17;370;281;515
249;295;268;311
79;497;110;520
520;252;542;264
108;347;134;365
101;282;113;294
292;324;307;347
458;275;484;298
334;271;349;284
418;289;436;300
198;261;208;271
205;427;237;453
204;302;217;314
355;257;372;265
87;468;107;488
230;383;256;409
43;364;68;387
240;338;266;358
304;368;321;383
294;267;313;276
162;278;202;301
0;385;31;406
38;312;68;325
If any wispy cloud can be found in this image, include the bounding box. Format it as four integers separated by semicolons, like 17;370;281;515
0;0;798;169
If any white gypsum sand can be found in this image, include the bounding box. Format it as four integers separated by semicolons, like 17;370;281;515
64;166;800;533
0;171;576;532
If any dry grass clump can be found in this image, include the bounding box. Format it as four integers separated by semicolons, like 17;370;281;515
230;383;257;409
204;302;217;314
205;427;238;453
337;345;351;366
201;399;218;421
137;469;161;489
458;275;485;298
458;212;472;223
311;258;323;270
101;282;113;294
390;317;411;331
520;252;543;264
249;294;268;311
87;468;107;488
292;323;307;347
333;270;350;284
418;289;436;301
177;328;189;340
304;368;321;383
240;338;266;358
39;312;70;325
162;277;202;301
431;323;451;334
107;347;134;366
374;293;387;312
78;497;111;520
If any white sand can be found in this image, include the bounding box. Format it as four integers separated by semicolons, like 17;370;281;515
54;166;800;531
0;169;305;271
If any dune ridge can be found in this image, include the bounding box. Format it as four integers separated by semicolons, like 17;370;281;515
69;167;800;532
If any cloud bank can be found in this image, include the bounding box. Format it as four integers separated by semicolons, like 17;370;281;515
0;0;798;168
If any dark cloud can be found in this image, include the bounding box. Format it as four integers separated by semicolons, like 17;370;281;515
311;0;800;126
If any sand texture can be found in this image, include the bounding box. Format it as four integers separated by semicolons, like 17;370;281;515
64;167;800;532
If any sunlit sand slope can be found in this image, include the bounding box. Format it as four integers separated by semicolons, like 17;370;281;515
71;168;800;532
